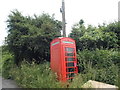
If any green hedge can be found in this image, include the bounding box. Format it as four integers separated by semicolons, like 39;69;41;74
2;46;14;78
77;49;120;86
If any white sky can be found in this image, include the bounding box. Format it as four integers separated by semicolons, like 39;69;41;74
0;0;119;46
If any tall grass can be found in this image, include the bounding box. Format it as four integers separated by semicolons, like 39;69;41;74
9;61;63;88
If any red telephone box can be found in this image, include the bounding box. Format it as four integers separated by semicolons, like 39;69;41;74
50;37;78;82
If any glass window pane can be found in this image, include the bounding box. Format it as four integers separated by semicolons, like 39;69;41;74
66;63;74;67
65;58;74;61
65;47;74;52
66;53;74;56
67;68;75;72
67;73;75;78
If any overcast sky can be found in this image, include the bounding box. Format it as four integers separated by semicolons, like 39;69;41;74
0;0;119;45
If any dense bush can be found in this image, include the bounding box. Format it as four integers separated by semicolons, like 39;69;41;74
2;49;63;88
6;10;62;65
95;64;119;85
69;20;119;50
2;46;14;78
2;48;119;88
77;49;120;86
9;61;63;88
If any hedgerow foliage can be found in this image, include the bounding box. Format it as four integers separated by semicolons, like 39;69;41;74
9;61;62;88
69;19;119;50
6;10;62;65
77;49;120;86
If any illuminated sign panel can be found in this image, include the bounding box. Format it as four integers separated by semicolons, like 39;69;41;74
62;41;74;44
52;41;59;46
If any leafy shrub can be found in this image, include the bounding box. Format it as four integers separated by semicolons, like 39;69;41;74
69;21;119;50
2;46;119;87
95;64;119;85
69;65;119;88
6;10;62;65
9;61;62;88
2;46;14;78
77;49;120;71
77;49;120;86
110;50;120;69
69;74;85;88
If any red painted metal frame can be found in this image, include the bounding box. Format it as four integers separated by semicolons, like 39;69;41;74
50;37;78;82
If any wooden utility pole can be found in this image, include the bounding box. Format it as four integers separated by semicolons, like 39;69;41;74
60;0;66;37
